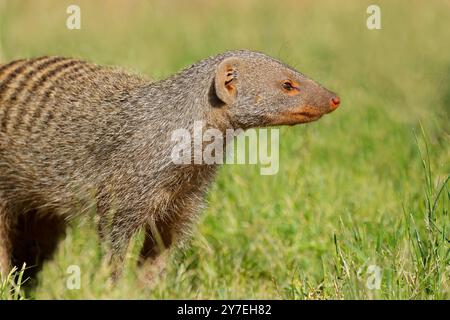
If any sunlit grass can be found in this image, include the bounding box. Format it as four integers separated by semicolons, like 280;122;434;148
0;264;27;300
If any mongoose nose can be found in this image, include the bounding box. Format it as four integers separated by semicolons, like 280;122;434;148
330;96;340;110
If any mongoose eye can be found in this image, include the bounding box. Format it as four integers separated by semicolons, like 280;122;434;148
281;80;298;93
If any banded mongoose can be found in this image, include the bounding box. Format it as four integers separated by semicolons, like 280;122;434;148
0;50;340;283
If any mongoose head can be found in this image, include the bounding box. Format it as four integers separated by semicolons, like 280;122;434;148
213;50;340;128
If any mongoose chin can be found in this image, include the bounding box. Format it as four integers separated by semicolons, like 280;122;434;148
0;50;340;284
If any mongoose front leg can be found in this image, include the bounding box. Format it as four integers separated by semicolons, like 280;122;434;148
137;217;174;286
137;209;196;287
107;209;146;283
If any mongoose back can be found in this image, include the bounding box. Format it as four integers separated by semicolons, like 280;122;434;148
0;50;340;283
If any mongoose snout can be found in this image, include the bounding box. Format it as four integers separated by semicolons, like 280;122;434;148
0;49;339;284
330;96;341;110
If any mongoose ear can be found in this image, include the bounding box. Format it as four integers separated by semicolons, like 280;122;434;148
214;57;241;105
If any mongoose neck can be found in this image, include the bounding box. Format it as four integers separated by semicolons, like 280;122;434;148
137;58;234;133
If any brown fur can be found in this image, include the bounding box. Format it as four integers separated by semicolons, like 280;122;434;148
0;50;339;283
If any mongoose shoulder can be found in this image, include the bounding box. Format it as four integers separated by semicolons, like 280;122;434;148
0;50;340;282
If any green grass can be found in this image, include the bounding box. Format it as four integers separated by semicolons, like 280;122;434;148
0;0;449;299
0;264;27;300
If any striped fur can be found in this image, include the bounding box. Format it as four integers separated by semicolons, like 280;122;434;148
0;57;114;137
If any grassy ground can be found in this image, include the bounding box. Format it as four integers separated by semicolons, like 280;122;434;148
0;0;448;299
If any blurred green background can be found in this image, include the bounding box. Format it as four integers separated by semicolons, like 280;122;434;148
0;0;448;299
